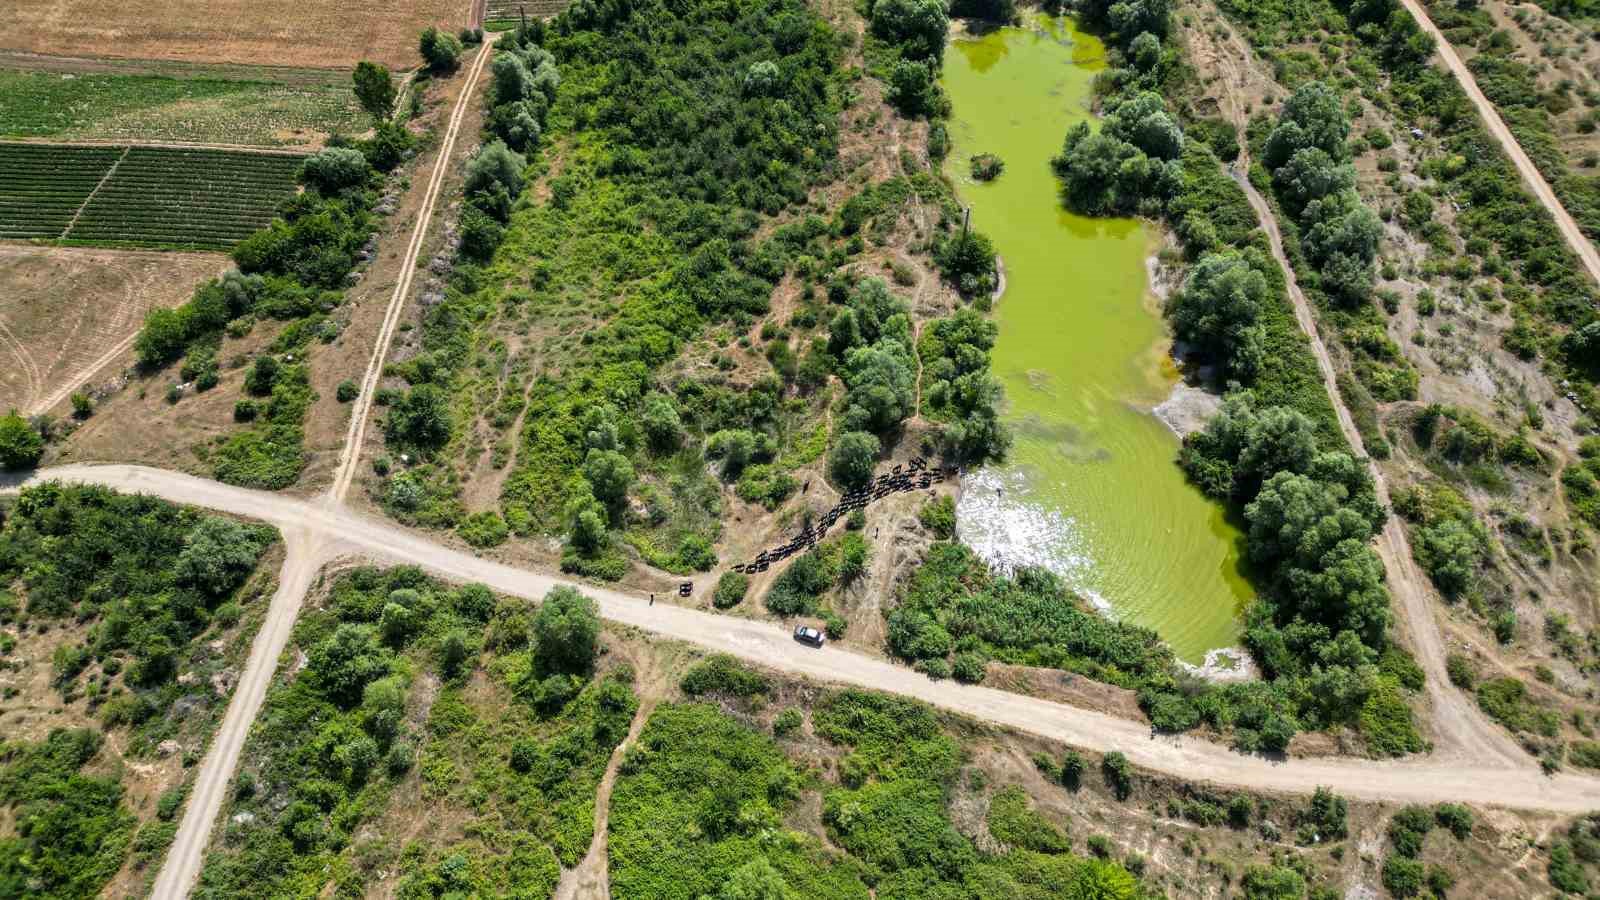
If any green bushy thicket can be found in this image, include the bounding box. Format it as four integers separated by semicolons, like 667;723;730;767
194;570;634;896
609;684;1143;899
0;484;277;897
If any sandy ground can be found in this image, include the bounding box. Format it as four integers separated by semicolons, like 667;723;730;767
5;0;471;70
0;245;227;416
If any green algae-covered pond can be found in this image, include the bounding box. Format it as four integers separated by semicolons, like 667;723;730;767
944;16;1252;665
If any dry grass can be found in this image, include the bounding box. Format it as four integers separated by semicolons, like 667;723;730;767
4;0;472;71
0;245;227;416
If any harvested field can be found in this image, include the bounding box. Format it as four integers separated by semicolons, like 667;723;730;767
4;0;471;71
0;245;226;415
0;143;303;250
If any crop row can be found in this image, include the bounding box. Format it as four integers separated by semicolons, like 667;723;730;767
0;142;303;248
0;144;119;237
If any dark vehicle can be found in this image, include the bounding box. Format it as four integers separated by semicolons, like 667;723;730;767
793;625;825;648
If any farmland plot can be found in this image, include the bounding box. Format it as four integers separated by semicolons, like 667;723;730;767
69;147;303;249
0;143;303;250
0;143;119;240
0;245;225;414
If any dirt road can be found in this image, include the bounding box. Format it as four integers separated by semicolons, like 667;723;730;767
327;34;498;505
1232;168;1525;767
7;462;1597;815
1396;0;1600;285
147;527;318;900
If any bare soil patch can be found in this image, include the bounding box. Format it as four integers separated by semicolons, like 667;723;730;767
0;244;226;415
5;0;471;71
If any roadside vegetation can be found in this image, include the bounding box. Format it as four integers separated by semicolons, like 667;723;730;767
195;568;634;896
0;483;278;897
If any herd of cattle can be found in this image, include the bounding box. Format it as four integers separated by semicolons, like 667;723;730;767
729;456;950;575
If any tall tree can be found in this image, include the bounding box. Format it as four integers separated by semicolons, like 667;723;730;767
352;61;397;120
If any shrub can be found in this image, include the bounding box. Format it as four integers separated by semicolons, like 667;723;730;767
918;495;956;538
419;27;464;71
1445;653;1477;689
0;411;44;470
773;708;803;736
1061;750;1085;790
1102;752;1133;800
1435;803;1473;840
951;651;987;683
713;571;750;609
336;380;359;402
681;654;768;697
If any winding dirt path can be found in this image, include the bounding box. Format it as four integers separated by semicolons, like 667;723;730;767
1396;0;1600;285
1231;167;1523;766
553;698;655;900
4;462;1595;818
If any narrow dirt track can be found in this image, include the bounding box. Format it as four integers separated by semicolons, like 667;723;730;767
147;527;318;900
6;462;1598;815
1396;0;1600;285
327;34;498;505
1231;167;1525;767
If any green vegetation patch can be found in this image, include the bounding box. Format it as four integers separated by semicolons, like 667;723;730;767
0;69;361;147
609;685;1143;899
0;483;278;897
195;569;635;896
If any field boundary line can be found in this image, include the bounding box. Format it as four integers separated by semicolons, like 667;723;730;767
2;137;309;157
60;144;129;240
327;37;497;504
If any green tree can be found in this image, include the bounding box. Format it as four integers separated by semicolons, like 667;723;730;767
828;431;880;490
1274;147;1355;212
715;857;790;900
1169;251;1269;378
641;392;682;451
175;515;270;597
871;0;949;62
583;448;635;507
706;429;758;479
0;411;43;471
419;27;463;71
385;384;452;452
1263;80;1350;169
309;624;393;705
299;147;369;194
353;61;397;119
532;586;600;676
1240;864;1306;900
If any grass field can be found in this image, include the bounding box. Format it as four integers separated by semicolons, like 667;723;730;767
0;68;363;148
0;143;303;250
4;0;469;71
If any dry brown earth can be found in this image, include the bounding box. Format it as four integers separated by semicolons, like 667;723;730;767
0;245;227;416
5;0;471;71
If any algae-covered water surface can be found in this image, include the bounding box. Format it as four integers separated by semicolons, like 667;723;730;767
944;17;1251;664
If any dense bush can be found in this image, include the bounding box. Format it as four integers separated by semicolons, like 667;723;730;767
196;568;633;895
0;410;43;470
886;542;1173;686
